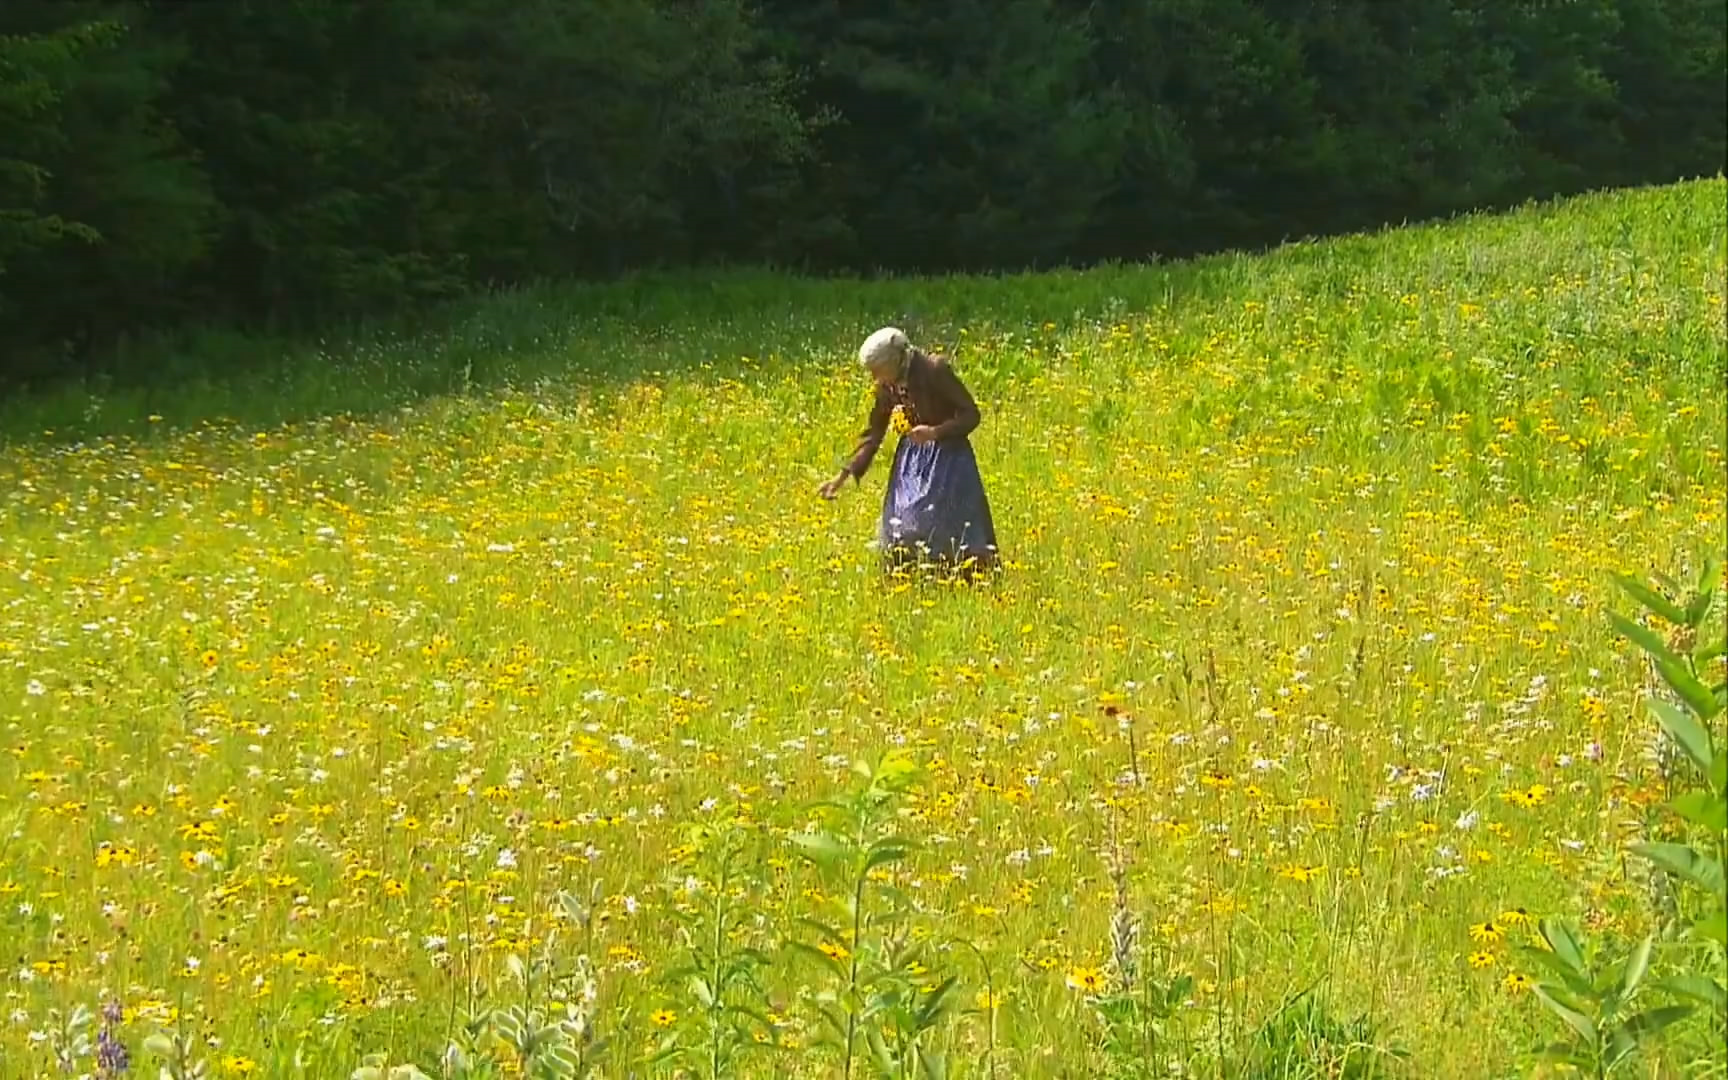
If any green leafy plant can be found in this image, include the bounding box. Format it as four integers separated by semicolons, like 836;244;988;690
142;1026;209;1080
353;888;607;1080
352;1056;435;1080
786;748;958;1078
1609;559;1727;1037
1608;559;1727;946
1088;966;1196;1079
1520;556;1727;1076
651;813;783;1077
954;939;1003;1080
1519;917;1691;1077
486;889;610;1078
429;1011;508;1080
1230;988;1407;1080
1080;831;1197;1079
46;1004;94;1075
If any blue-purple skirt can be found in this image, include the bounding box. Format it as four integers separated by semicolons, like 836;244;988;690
878;437;998;567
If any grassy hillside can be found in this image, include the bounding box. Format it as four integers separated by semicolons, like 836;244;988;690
0;179;1723;1078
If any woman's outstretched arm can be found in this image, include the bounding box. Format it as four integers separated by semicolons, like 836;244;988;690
844;385;895;479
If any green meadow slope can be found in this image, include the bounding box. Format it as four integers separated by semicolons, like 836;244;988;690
0;179;1723;1078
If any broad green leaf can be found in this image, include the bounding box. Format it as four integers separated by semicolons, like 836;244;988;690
557;892;589;924
1712;751;1728;796
1532;980;1593;1018
1667;790;1728;832
1534;984;1598;1043
865;836;917;872
796;916;843;942
868;833;918;855
814;1003;848;1038
1617;1004;1693;1044
1618;935;1653;1002
492;1008;524;1039
1646;698;1715;773
1539;918;1588;976
1653;974;1727;1008
917;975;959;1028
1609;610;1683;666
1696;638;1727;666
1593;958;1624;999
1605;1024;1639;1070
1627;841;1725;895
785;940;848;978
1695;909;1728;945
732;947;773;969
1520;947;1594;997
1688;559;1721;623
789;830;852;870
726;1003;779;1038
1614;573;1689;625
866;1026;895;1072
543;1045;580;1071
687;974;715;1008
1657;657;1721;721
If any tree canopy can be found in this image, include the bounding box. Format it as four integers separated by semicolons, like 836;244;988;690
1;0;1722;384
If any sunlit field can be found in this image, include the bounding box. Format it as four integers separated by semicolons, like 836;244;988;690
2;180;1724;1079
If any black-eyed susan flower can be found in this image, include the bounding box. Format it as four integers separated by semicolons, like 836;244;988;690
817;941;849;962
1065;967;1106;994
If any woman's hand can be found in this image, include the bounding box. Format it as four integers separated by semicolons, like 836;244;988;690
906;425;939;445
817;470;850;500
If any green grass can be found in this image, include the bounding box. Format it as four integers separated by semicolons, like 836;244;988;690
0;178;1724;1078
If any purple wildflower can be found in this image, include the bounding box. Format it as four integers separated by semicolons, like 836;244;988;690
97;1001;130;1077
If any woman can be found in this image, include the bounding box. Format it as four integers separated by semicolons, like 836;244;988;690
817;326;999;574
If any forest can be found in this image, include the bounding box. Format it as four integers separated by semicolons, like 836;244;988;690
1;0;1722;385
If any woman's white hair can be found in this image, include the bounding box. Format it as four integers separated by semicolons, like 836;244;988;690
858;326;910;375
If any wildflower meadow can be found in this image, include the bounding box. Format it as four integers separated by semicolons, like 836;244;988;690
1;179;1724;1079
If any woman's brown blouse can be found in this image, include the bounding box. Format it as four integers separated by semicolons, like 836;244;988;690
843;349;981;480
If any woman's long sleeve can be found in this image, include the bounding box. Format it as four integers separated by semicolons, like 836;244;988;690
844;387;893;479
928;359;980;441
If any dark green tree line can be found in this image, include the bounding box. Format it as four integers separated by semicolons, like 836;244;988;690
1;0;1722;384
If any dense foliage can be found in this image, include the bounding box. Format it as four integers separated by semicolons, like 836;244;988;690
1;0;1722;382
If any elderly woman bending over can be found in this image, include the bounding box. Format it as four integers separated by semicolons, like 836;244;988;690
818;326;999;574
